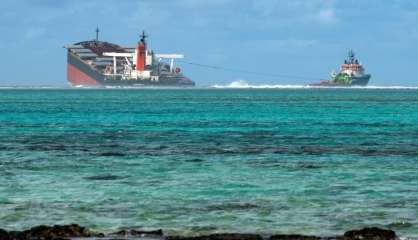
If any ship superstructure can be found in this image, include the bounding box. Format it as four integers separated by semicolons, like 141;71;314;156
310;50;371;86
64;30;194;87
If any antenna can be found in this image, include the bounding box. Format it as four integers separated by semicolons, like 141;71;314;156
347;49;356;64
95;27;100;41
140;30;148;45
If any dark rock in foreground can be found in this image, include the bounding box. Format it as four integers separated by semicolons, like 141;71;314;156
0;225;398;240
167;233;263;240
0;228;12;240
344;227;396;240
269;234;321;240
25;224;96;238
112;228;164;237
0;224;101;240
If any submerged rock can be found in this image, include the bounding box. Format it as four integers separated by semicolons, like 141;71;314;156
185;158;206;163
344;227;396;240
386;221;413;229
296;163;322;169
84;174;125;180
206;202;259;212
97;152;126;157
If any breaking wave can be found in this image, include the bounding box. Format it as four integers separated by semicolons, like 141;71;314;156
211;80;418;89
211;80;307;89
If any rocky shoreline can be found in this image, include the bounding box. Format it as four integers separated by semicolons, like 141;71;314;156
0;224;399;240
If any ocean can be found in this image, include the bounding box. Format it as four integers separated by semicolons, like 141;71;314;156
0;88;417;237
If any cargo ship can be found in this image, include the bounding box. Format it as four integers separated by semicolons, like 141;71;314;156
64;29;195;87
310;50;371;86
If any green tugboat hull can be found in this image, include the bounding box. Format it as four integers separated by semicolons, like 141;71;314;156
310;75;371;87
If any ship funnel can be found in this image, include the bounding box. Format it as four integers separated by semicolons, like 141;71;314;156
135;31;147;71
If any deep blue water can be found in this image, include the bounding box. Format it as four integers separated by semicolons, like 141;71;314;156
0;89;417;236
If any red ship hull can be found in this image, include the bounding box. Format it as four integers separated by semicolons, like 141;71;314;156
67;52;104;87
67;64;99;86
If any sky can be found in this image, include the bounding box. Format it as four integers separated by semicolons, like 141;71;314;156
1;0;418;86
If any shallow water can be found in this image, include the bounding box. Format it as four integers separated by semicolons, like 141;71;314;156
0;89;417;237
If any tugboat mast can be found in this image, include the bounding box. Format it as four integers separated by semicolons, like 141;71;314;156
347;50;359;64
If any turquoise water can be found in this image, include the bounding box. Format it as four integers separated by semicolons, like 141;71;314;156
0;89;418;236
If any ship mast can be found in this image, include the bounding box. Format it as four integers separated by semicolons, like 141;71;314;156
347;50;356;64
140;30;147;47
95;27;100;41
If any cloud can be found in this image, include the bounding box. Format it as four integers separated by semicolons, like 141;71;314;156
316;7;338;24
250;0;339;26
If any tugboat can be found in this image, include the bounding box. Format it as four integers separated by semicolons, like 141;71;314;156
310;50;371;86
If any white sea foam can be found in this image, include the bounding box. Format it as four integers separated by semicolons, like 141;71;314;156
0;85;67;89
211;80;418;89
351;85;418;89
211;80;308;89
